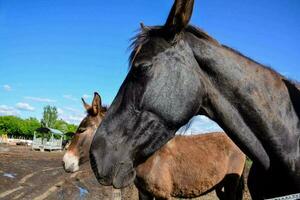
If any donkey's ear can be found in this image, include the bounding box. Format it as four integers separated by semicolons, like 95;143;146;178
164;0;194;33
92;92;102;115
82;98;91;111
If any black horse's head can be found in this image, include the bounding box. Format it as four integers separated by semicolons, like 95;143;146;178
90;0;208;188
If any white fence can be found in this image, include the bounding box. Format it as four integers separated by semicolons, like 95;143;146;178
32;133;63;151
0;135;32;145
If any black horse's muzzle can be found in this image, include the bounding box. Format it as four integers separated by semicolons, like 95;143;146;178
90;151;113;186
90;146;136;189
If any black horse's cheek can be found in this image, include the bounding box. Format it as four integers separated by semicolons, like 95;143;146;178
89;136;114;186
112;162;136;189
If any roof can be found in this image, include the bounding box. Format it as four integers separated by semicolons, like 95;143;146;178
35;127;64;135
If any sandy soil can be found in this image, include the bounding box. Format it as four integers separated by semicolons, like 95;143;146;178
0;144;251;200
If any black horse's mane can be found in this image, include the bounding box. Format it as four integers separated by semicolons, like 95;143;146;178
129;25;272;70
129;25;219;65
129;25;299;87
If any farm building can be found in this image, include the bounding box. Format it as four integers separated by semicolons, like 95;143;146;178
32;127;63;151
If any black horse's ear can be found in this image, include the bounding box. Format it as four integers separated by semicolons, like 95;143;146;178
82;98;91;111
92;92;102;115
140;22;150;32
164;0;194;34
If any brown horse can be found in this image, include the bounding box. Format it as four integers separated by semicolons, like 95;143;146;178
62;92;107;172
64;93;245;199
135;133;245;200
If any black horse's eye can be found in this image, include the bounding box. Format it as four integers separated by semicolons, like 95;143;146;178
140;62;152;69
135;62;152;74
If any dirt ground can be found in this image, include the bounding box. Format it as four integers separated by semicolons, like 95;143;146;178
0;144;251;200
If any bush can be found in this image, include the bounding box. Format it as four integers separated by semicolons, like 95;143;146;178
0;116;77;138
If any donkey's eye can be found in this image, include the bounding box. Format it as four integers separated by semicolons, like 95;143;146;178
77;127;86;133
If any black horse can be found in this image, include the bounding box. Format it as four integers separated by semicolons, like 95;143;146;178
90;0;300;199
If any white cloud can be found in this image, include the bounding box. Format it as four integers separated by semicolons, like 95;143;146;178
82;94;92;99
24;96;56;103
199;115;211;123
63;95;77;101
0;105;20;116
64;107;81;113
15;102;35;111
66;114;85;124
57;108;64;115
58;113;85;125
3;84;12;91
57;107;85;125
176;115;223;135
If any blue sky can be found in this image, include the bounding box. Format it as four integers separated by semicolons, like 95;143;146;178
0;0;299;128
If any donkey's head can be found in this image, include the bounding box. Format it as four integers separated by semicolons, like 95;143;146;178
63;92;106;172
90;0;208;188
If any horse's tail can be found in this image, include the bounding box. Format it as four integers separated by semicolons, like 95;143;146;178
236;165;245;200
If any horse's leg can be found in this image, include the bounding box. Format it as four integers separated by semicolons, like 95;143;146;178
247;163;264;200
222;174;244;200
135;179;154;200
215;183;226;200
235;175;244;200
138;190;154;200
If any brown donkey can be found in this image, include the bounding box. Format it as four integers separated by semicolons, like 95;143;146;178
62;92;107;172
64;93;245;199
135;133;246;200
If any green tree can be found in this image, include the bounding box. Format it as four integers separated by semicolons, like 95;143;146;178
0;114;77;139
0;116;40;138
0;116;22;136
54;119;77;140
67;123;77;133
54;119;68;133
41;105;58;128
22;117;40;137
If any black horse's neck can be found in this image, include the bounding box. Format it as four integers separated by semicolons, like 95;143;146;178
186;31;300;174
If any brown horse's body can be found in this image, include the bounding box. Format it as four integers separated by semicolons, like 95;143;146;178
136;132;245;200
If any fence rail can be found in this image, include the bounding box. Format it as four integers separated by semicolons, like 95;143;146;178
265;193;300;200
